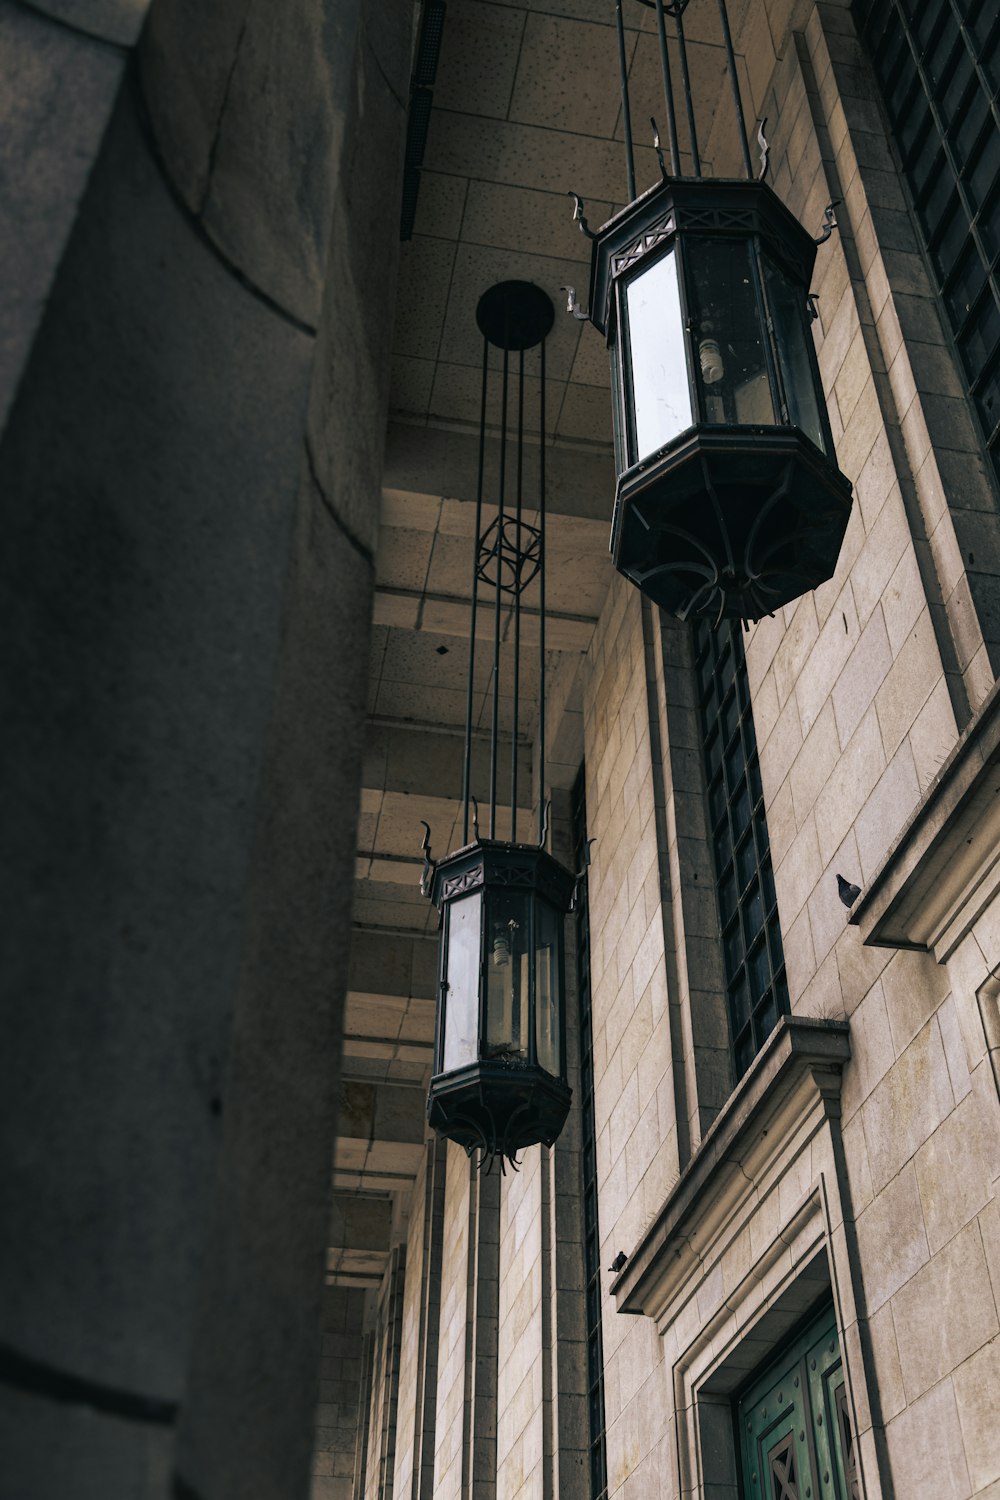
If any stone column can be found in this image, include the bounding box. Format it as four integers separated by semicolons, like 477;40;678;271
433;1146;500;1500
0;0;140;429
0;1;410;1496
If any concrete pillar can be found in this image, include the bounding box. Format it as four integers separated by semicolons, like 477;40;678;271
433;1147;501;1500
310;1286;369;1500
0;0;410;1495
0;0;138;429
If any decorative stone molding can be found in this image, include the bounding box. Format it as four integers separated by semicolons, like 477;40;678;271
611;1017;850;1324
609;1018;879;1500
852;676;1000;961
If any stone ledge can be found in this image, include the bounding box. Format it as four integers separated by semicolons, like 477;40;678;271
610;1016;851;1319
851;674;1000;958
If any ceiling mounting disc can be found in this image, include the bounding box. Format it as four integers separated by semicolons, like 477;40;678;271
476;281;555;351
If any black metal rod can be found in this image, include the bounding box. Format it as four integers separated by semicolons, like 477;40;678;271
462;334;489;846
511;349;524;843
537;337;546;846
673;4;701;175
489;339;509;840
615;0;637;201
716;0;752;177
653;0;681;175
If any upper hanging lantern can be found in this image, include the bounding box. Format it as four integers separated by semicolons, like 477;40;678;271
566;0;853;622
420;281;577;1168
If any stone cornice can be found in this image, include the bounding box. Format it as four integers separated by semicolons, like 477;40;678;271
610;1017;850;1322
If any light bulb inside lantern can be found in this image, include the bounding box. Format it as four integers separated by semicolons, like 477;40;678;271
699;337;725;384
492;919;518;968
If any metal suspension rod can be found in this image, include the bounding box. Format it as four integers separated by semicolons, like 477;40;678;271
462;334;489;846
615;0;637;201
653;0;681;174
537;338;547;846
673;3;701;175
489;339;509;840
716;0;752;177
510;350;525;843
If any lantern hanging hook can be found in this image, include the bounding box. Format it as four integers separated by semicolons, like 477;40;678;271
419;821;436;897
571;837;596;911
470;796;480;841
561;284;589;321
813;200;841;245
756;118;770;181
651;117;667;179
567;191;596;240
538;797;551;849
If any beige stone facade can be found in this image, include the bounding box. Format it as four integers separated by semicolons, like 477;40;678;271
328;4;1000;1500
3;1;999;1498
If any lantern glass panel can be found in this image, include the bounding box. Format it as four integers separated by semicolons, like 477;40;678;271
442;891;481;1071
761;254;827;453
485;890;530;1062
688;238;775;426
623;247;693;463
534;898;562;1076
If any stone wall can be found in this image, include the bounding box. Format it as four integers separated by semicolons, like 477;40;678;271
311;1288;368;1500
581;576;677;1497
720;6;1000;1500
300;2;1000;1498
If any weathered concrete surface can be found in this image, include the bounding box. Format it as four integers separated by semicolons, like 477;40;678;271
0;0;408;1494
0;1;125;428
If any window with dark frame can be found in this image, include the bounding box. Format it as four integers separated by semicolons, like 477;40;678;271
571;768;608;1500
853;0;1000;484
693;619;788;1079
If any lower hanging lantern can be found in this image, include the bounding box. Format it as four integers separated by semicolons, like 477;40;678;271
427;840;575;1159
419;279;577;1167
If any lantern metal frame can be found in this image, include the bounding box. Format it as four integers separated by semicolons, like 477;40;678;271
564;0;854;623
420;281;577;1170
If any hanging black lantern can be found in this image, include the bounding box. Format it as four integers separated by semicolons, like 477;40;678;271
426;841;574;1159
420;281;576;1166
565;0;853;622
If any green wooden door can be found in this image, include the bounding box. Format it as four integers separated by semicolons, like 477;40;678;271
737;1304;860;1500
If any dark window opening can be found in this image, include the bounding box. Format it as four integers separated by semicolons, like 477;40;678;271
693;619;788;1079
854;0;1000;482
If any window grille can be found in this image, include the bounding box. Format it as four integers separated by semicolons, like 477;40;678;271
693;619;788;1079
854;0;1000;483
571;768;607;1500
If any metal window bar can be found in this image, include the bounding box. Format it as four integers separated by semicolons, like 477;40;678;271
571;768;608;1500
693;620;788;1079
853;0;1000;484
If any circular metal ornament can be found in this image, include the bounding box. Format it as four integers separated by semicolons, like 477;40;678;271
476;280;555;351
